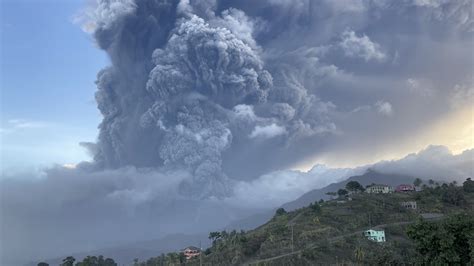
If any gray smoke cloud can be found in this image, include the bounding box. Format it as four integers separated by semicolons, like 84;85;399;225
85;0;472;196
87;0;343;196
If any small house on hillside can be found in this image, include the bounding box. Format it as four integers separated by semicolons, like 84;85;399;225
365;184;394;194
396;184;415;192
363;229;386;242
183;246;201;260
401;201;417;210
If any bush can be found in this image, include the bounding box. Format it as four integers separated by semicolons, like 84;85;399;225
407;213;474;264
346;181;364;192
463;178;474;193
310;202;321;213
243;234;266;256
275;207;287;216
337;189;348;197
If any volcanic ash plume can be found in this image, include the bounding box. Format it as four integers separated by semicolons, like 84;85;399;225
85;0;339;198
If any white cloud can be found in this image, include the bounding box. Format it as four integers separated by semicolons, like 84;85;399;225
412;0;446;7
1;119;49;135
227;164;360;208
7;119;48;129
373;145;473;181
72;0;137;34
249;123;286;139
339;30;387;62
407;78;435;97
351;101;394;116
233;104;257;121
227;145;473;209
375;101;393;116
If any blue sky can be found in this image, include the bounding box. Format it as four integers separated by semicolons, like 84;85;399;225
1;0;108;174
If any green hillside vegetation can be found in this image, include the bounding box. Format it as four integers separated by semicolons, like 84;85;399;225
53;179;474;266
148;179;472;265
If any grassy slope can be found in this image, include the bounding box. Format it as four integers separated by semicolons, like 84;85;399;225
188;188;473;265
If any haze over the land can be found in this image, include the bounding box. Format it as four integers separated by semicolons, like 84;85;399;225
1;0;473;265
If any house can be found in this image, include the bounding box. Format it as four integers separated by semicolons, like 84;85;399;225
401;201;417;210
365;184;394;194
183;246;201;260
363;229;386;242
396;184;415;192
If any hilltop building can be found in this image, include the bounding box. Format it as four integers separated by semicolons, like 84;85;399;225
365;184;394;194
395;184;415;192
401;201;417;210
183;246;201;260
363;229;386;242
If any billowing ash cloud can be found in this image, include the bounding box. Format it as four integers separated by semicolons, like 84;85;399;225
140;15;272;197
1;0;473;264
83;0;472;196
87;0;340;196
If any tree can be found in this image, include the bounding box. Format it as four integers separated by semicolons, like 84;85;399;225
407;213;474;264
209;231;222;245
428;179;435;186
310;202;321;213
326;191;337;200
275;207;287;216
76;255;117;266
104;258;117;266
346;181;364;193
463;178;474;193
413;178;422;187
76;256;98;266
60;256;75;266
37;263;49;266
353;246;365;263
441;186;465;206
337;189;348;197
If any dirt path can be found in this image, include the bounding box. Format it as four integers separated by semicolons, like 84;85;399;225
287;212;304;226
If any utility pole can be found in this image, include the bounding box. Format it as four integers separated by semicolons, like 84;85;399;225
199;241;203;266
291;224;294;252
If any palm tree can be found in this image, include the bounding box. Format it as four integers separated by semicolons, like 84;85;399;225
60;257;75;266
354;246;365;264
413;178;422;187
